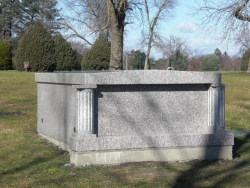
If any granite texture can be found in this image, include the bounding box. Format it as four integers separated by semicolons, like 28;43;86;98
37;83;75;144
36;70;233;164
95;84;210;137
35;70;221;86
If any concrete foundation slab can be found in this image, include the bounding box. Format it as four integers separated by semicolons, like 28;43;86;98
70;146;233;166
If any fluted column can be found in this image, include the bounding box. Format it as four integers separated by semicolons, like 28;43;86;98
75;84;97;135
219;84;229;128
77;89;94;134
208;84;229;130
208;86;219;128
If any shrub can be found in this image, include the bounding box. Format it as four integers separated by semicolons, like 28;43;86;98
241;48;250;71
201;54;220;71
169;49;188;71
81;36;110;70
0;40;12;70
132;52;146;70
15;21;56;72
53;34;80;71
214;48;222;57
75;53;82;71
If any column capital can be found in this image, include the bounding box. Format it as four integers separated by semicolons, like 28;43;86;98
73;84;97;91
211;83;230;88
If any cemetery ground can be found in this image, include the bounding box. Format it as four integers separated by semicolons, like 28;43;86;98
0;71;250;188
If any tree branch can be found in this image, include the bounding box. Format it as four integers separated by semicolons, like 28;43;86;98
234;0;250;21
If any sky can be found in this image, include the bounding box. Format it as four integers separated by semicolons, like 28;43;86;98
58;1;240;60
123;1;239;60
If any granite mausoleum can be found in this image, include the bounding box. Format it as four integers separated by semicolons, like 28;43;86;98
35;70;234;166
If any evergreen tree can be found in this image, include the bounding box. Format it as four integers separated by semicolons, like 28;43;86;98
0;0;20;40
81;36;110;70
53;34;80;71
241;48;250;71
214;48;222;66
15;21;56;72
0;0;60;58
0;0;22;56
0;0;60;41
214;48;222;57
20;0;60;33
132;51;146;70
0;39;12;70
124;50;141;70
201;54;220;71
75;53;82;71
169;49;188;71
221;51;230;70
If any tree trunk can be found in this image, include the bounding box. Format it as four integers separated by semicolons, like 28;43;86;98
143;0;169;70
247;59;250;73
107;0;127;70
144;31;153;70
234;0;250;21
110;14;124;70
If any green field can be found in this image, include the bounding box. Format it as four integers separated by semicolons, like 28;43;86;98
0;71;250;187
222;72;250;131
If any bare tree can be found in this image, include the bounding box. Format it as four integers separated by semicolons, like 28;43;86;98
60;0;109;45
60;0;142;70
142;0;178;69
68;40;89;56
192;0;250;53
235;29;250;54
160;35;191;58
155;35;192;70
187;50;205;71
223;55;241;71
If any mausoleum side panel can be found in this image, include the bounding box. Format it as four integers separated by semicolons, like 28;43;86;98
37;84;75;143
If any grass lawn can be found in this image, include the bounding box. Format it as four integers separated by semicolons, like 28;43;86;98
0;70;250;187
222;72;250;131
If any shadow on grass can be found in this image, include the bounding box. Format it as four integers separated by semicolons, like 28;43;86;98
172;135;250;188
0;149;65;179
233;135;250;158
2;135;250;187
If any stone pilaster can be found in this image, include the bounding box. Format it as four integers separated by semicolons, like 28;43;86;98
77;88;94;134
70;84;97;151
208;84;229;130
219;84;229;128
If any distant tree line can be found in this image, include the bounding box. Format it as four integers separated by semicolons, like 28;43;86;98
0;21;244;72
0;0;60;53
0;0;85;71
0;0;247;72
124;47;241;71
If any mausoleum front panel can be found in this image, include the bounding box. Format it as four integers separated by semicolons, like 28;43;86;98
96;84;211;136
